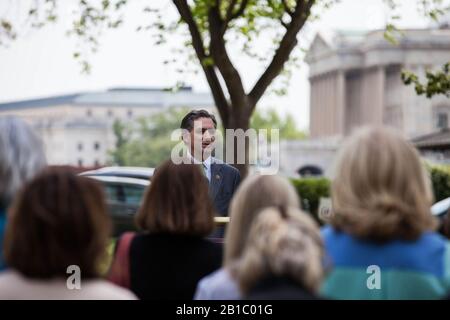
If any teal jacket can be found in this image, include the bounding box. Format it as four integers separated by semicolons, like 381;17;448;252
0;207;6;271
321;226;450;300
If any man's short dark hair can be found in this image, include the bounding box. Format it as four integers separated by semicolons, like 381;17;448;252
180;110;217;131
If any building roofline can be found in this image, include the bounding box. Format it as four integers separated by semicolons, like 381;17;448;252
0;87;213;111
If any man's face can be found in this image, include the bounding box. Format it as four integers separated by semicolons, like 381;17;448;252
186;117;216;160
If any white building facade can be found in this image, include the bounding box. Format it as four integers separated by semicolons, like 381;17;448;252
278;24;450;177
305;28;450;140
0;87;215;167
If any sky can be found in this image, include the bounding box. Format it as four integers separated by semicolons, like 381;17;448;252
0;0;434;130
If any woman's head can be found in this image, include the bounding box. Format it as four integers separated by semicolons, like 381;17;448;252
4;167;111;279
135;160;215;236
224;174;300;265
330;126;436;241
236;206;324;295
0;116;46;207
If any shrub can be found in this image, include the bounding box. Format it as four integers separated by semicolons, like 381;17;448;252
290;177;330;224
428;164;450;202
289;164;450;225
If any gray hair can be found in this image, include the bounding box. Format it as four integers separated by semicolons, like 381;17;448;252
0;116;47;206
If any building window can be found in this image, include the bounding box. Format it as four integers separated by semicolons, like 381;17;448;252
78;159;83;167
107;110;113;117
437;113;448;129
127;109;133;118
94;142;100;151
77;142;83;151
86;109;92;117
94;159;100;167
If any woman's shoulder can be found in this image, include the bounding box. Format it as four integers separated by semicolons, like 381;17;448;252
81;280;138;300
0;271;137;300
321;225;449;248
194;268;241;300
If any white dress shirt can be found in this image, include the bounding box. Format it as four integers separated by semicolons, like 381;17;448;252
188;151;212;182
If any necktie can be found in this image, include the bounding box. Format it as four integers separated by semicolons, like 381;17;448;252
203;163;209;182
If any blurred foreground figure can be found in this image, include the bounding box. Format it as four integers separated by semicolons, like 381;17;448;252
0;116;47;271
321;127;450;300
108;160;222;300
0;168;136;299
194;175;301;300
236;206;325;300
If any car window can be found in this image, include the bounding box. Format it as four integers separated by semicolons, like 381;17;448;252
104;184;126;203
99;181;146;206
123;185;146;205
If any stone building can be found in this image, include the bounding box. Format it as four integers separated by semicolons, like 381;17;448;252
280;23;450;177
0;87;214;167
305;27;450;140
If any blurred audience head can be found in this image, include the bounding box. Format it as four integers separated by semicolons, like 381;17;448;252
224;174;300;265
4;167;111;279
136;159;215;236
330;126;436;242
0;116;46;208
236;206;325;295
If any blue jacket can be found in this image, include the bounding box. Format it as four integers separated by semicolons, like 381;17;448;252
321;225;450;299
0;207;6;271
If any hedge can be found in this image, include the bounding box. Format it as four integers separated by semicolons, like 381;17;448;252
290;177;330;224
428;164;450;202
290;164;450;223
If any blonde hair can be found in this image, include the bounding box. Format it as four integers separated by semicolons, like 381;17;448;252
330;126;437;242
224;174;300;266
236;206;324;295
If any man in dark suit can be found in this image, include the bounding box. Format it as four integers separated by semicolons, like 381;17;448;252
180;110;241;217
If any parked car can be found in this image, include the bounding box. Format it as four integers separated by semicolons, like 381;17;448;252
81;166;155;181
80;167;152;236
431;197;450;237
80;166;229;239
431;197;450;217
84;174;149;236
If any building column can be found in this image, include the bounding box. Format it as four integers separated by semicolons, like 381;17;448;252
335;71;346;136
374;66;385;125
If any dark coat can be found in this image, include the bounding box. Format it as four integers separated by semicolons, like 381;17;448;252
129;233;222;300
245;276;322;300
209;158;241;217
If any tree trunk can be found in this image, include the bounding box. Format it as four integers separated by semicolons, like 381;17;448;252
222;107;251;179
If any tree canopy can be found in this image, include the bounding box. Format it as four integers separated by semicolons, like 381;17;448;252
2;0;449;175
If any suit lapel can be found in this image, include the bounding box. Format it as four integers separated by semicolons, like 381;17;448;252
209;159;223;201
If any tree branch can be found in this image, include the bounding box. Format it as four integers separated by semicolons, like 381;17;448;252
248;0;314;113
230;0;249;20
221;0;249;35
282;0;294;16
268;0;290;30
172;0;230;122
208;5;249;113
224;0;238;21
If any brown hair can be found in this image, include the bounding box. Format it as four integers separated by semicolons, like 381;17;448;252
4;167;111;279
330;126;437;242
135;160;215;236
